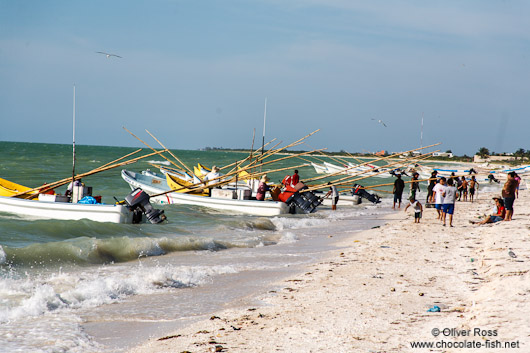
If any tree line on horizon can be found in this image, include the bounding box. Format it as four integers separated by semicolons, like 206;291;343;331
477;147;530;161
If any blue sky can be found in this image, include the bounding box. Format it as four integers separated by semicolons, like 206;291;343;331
1;0;529;155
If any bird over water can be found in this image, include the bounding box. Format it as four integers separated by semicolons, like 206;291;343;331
96;51;122;58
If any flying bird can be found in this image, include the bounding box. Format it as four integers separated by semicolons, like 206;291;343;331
371;118;387;127
96;51;122;59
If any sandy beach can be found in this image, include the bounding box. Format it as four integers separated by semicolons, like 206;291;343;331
130;189;529;353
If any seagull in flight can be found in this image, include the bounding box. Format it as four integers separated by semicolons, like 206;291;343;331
371;118;387;127
96;51;122;59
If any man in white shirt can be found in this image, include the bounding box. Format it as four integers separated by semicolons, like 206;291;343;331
204;166;221;186
432;177;447;221
442;178;458;227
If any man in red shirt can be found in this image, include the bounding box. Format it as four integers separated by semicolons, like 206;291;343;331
292;170;300;185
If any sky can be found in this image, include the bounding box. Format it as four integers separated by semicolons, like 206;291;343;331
1;0;529;156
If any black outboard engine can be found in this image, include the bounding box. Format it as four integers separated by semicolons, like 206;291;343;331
351;184;381;204
124;188;166;224
285;187;322;214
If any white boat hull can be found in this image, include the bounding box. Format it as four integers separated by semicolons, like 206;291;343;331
0;196;133;223
311;162;328;174
122;170;290;216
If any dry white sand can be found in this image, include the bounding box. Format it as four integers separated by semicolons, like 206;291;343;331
130;190;529;353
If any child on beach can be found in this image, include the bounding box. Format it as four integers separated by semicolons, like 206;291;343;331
459;176;468;201
404;196;423;223
468;176;479;203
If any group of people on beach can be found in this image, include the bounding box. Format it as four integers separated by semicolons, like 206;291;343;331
395;169;522;226
426;172;480;204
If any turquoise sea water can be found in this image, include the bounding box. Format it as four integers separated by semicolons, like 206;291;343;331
0;141;401;352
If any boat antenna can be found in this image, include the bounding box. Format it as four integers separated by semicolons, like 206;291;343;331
420;112;424;149
261;97;267;157
72;84;76;188
260;97;267;171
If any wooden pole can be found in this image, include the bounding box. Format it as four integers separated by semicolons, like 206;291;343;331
304;143;441;184
13;149;168;198
255;129;320;163
304;142;350;166
343;150;365;165
92;148;143;172
154;162;310;197
145;129;199;181
220;138;277;172
123;126;182;171
302;150;437;193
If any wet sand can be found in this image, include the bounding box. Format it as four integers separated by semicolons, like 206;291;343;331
130;190;529;352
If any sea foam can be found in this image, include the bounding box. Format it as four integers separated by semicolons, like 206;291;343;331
0;245;5;265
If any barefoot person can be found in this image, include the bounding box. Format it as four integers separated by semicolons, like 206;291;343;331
469;175;479;203
392;173;405;209
325;182;339;211
409;172;420;200
426;171;438;204
470;197;506;225
432;177;447;221
502;172;517;221
459;176;468;201
442;178;458;227
404;196;423;223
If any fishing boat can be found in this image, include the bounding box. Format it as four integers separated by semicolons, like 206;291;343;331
0;194;134;223
311;162;328;174
158;165;197;182
122;169;292;216
0;180;165;224
0;177;40;199
323;162;349;174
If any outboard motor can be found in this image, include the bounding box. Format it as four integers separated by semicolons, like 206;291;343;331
124;188;166;224
298;186;323;209
351;184;381;204
285;188;322;214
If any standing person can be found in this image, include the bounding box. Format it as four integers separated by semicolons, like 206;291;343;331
432;177;447;221
502;172;517;221
291;169;300;186
455;174;463;200
410;172;420;200
468;176;479;203
460;176;468;201
256;175;271;201
449;172;457;184
426;171;438;204
325;182;339;211
404;196;423;223
442;178;458;227
514;173;521;198
393;174;405;209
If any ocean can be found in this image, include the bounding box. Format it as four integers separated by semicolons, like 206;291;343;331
0;141;439;352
